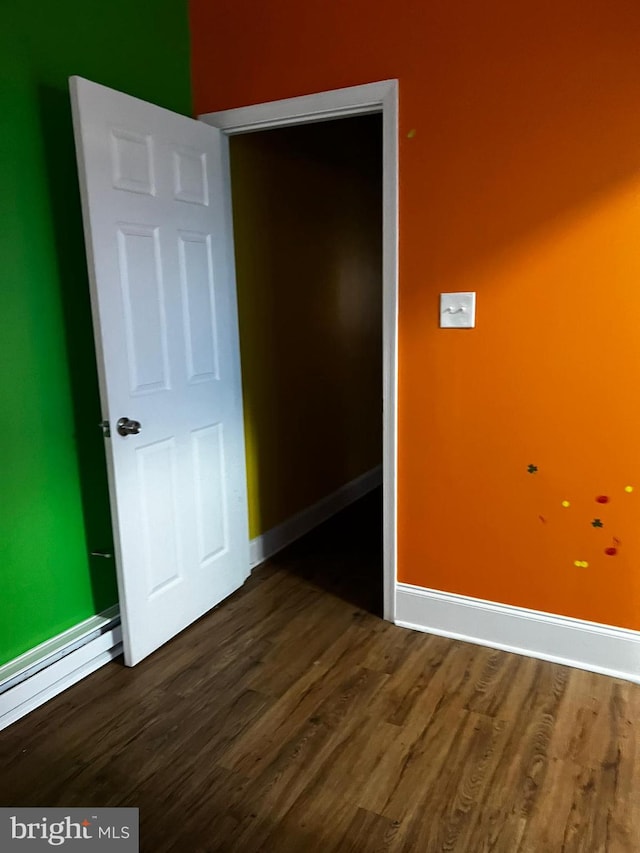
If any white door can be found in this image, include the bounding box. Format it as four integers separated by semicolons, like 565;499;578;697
70;77;250;666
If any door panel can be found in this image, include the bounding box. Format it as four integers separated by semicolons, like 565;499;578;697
178;231;220;381
117;224;170;393
70;77;249;665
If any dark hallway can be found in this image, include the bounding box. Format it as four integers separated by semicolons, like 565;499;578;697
274;488;383;618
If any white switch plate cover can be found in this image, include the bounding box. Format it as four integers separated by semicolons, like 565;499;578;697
440;292;476;328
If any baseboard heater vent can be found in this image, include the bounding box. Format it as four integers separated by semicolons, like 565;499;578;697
0;606;122;731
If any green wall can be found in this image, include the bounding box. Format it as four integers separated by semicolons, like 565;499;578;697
0;0;192;666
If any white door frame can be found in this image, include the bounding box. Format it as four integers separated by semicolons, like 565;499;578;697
199;79;398;621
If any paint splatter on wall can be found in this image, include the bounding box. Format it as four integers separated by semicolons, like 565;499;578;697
527;464;632;568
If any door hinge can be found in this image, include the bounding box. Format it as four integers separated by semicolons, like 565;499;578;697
99;420;111;438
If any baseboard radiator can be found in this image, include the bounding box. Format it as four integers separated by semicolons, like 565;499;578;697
0;607;123;731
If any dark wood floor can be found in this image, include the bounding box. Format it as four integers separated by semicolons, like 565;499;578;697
1;491;640;851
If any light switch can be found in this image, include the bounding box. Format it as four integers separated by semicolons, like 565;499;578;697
440;292;476;328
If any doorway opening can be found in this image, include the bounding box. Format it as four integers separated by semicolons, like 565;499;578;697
200;80;398;621
229;115;384;614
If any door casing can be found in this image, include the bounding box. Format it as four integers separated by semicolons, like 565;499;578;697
199;80;399;621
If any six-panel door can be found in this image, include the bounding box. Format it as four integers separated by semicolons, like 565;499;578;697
70;76;249;665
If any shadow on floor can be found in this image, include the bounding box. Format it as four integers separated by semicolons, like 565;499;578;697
267;488;384;617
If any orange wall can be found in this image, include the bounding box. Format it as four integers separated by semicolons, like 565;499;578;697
229;118;382;537
190;0;640;630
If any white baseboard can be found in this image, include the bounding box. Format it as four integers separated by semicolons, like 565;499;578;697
250;465;382;569
396;583;640;684
0;607;122;731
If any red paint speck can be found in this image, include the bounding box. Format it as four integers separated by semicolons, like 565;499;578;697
596;495;610;504
605;547;618;556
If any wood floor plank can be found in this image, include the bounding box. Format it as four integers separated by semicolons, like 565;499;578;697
387;711;511;852
226;666;391;849
1;490;639;851
218;618;382;775
334;808;400;853
462;663;568;832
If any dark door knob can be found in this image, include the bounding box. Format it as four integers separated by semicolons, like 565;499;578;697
117;417;142;437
